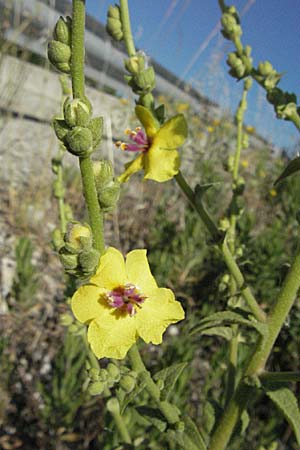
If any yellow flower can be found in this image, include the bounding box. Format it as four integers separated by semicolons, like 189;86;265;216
245;125;255;134
117;105;188;183
241;159;249;168
269;188;277;197
206;126;214;133
71;247;185;359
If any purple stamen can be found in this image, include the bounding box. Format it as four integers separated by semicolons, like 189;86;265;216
106;283;146;316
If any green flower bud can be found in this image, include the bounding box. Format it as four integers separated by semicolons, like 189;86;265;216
156;379;164;391
106;6;123;41
59;312;74;327
59;252;78;270
51;156;61;174
99;369;108;382
88;380;105;396
135;67;156;92
120;374;136;393
65;126;93;157
52;228;64;251
53;16;72;46
244;77;253;91
52;118;71;141
221;13;241;39
276;102;297;120
93;160;114;189
54;62;71;74
78;248;100;275
89;367;100;382
64;221;93;253
107;363;121;382
98;181;120;212
106;397;120;414
87;117;103;149
175;421;185;433
63;97;92;128
264;71;282;90
140;93;155;111
160;401;180;423
64;203;73;222
48;40;71;65
258;61;273;77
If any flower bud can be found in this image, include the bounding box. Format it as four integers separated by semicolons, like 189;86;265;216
175;421;185;433
106;5;123;41
53;16;72;46
106;397;120;414
63;97;91;128
89;368;100;382
52;118;71;141
258;61;273;77
59;252;78;270
65;126;93;157
120;374;136;393
48;40;71;65
59;312;74;327
88;380;105;396
98;182;120;212
87;117;103;149
135;67;156;92
107;363;121;382
93;160;114;189
52;228;64;251
54;62;71;74
99;369;108;382
276;102;297;120
64;222;93;253
78;248;100;275
264;71;282;90
53;179;65;198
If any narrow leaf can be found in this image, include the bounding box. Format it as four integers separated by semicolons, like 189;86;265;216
190;311;267;337
135;406;167;432
201;326;233;341
153;362;188;401
183;416;207;449
264;386;300;445
274;156;300;185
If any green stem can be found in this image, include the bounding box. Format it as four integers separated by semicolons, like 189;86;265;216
175;171;222;243
79;157;105;253
110;408;132;444
259;371;300;383
175;171;265;323
71;0;85;98
119;0;136;57
208;247;300;450
71;0;105;253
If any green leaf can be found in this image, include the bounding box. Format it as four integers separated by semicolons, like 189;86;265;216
135;406;167;432
274;156;300;186
183;416;207;449
190;311;267;337
263;385;300;445
153;362;188;401
201;326;233;341
194;183;219;201
119;373;147;414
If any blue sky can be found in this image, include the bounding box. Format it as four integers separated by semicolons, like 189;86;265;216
85;0;300;151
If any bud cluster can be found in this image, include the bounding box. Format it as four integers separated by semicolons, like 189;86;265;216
52;96;103;158
221;6;242;41
48;16;72;74
226;46;252;80
106;5;123;41
52;221;100;279
124;51;156;108
85;361;138;397
93;160;120;212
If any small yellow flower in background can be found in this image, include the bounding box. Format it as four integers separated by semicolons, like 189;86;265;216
269;188;277;197
120;98;129;105
117;105;188;183
212;118;221;126
206;126;214;133
71;247;185;359
259;170;266;178
241;159;249;168
245;125;255;134
176;102;190;113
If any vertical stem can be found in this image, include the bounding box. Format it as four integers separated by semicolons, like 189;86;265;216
119;0;136;57
71;0;105;253
110;408;132;444
71;0;85;98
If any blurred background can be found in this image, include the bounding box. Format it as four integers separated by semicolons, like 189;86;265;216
0;1;300;449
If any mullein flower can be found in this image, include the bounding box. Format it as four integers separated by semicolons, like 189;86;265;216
71;247;185;359
117;105;188;183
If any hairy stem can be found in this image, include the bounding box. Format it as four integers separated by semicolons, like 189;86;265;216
120;0;136;57
71;0;104;253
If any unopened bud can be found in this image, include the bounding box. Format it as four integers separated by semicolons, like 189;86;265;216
63;97;91;128
107;363;121;381
53;16;72;46
88;380;105;396
52;118;70;141
120;374;136;393
106;5;123;41
65;126;93;157
106;397;120;414
258;61;273;77
48;40;71;65
93;160;114;189
78;248;100;275
64;222;93;253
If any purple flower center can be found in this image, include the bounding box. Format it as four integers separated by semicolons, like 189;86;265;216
106;283;146;316
115;127;150;153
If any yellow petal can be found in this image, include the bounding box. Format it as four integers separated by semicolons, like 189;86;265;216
144;144;180;182
71;284;106;324
135;105;160;139
126;249;157;296
118;153;144;183
154;114;188;149
87;311;138;359
135;288;185;344
90;247;127;289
